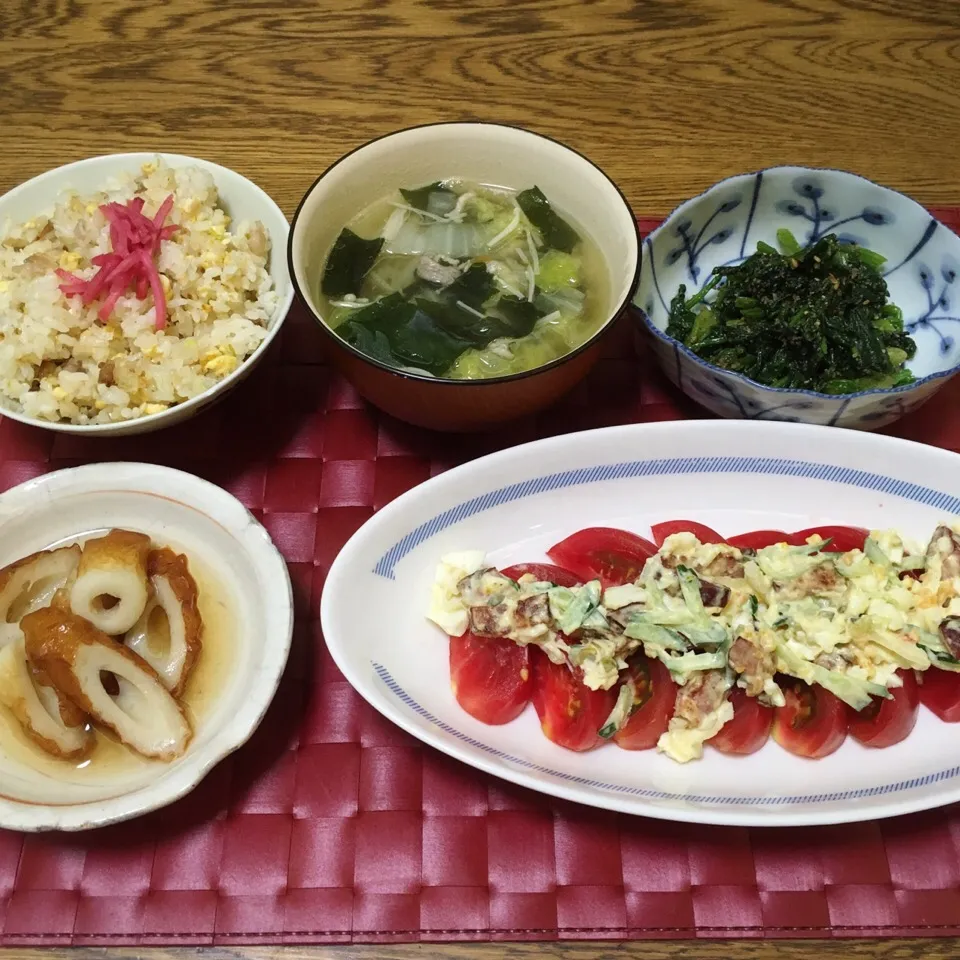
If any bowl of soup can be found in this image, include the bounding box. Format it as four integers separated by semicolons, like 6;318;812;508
288;122;640;431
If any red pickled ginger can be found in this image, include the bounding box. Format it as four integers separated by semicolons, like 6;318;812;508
56;194;178;331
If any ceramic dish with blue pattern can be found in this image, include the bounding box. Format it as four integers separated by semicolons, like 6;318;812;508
633;166;960;430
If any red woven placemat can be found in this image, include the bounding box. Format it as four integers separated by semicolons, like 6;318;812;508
1;213;960;947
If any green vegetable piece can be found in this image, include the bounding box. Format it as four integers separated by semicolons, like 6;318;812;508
929;655;960;673
689;307;717;344
665;284;696;342
338;292;412;335
664;231;916;394
337;293;471;376
887;347;908;366
675;565;707;617
776;229;801;255
322;228;385;298
599;680;636;739
414;298;506;347
756;240;779;255
811;665;891;709
871;632;930;670
337;322;396;367
389;309;472;375
534;287;586;320
328;304;365;329
466;194;501;223
623;620;689;651
446;262;496;310
821;369;916;394
863;537;890;566
496;296;542;337
516;186;580;253
413;298;489;347
795;538;833;555
486;207;521;245
775;641;890;709
549;582;604;635
916;630;960;673
414;292;541;351
665;275;723;343
337;293;416;362
536;249;582;293
853;245;887;270
640;565;728;648
399;182;451;211
364;253;421;298
402;319;467;373
890;330;917;359
879;304;904;332
659;649;728;676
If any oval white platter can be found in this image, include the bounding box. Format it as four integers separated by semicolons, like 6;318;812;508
322;419;960;827
0;463;293;832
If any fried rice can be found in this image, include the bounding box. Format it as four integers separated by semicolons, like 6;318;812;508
0;160;278;425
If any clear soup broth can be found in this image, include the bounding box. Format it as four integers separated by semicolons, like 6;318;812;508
317;180;611;379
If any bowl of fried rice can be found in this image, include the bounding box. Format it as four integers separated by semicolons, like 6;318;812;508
0;153;293;435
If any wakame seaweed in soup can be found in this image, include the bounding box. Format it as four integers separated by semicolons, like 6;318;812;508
318;181;609;378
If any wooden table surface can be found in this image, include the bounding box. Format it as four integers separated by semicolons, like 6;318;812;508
3;0;960;958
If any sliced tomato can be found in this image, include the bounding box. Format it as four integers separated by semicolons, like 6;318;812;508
726;530;790;550
772;680;847;758
709;687;773;755
787;525;868;553
530;648;616;751
848;670;919;747
918;666;960;722
546;527;658;588
500;562;581;588
612;654;675;750
650;520;724;546
449;632;531;725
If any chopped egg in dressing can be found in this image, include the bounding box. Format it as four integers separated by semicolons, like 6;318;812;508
427;522;960;763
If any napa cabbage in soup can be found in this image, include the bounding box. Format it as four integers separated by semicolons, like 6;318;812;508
318;180;610;379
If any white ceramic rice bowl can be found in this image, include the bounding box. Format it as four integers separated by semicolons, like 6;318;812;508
0;152;294;436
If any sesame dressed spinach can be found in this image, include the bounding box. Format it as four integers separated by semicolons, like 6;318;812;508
665;229;916;394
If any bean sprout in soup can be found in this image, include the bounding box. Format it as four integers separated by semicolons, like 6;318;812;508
317;180;610;379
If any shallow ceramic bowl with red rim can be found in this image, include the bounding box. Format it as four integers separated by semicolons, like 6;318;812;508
0;463;293;832
288;122;641;431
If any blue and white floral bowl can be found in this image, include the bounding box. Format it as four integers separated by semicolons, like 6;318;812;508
633;166;960;430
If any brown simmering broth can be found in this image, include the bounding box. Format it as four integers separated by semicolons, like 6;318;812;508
0;545;232;780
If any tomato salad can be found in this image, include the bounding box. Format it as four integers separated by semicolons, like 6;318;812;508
427;521;960;762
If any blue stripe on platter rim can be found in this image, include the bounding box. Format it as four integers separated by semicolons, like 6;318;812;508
372;663;956;807
373;455;960;579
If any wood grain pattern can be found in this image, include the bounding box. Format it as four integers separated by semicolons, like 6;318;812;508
2;0;960;216
2;1;960;958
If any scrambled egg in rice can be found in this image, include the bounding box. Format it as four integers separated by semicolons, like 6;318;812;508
0;160;277;424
